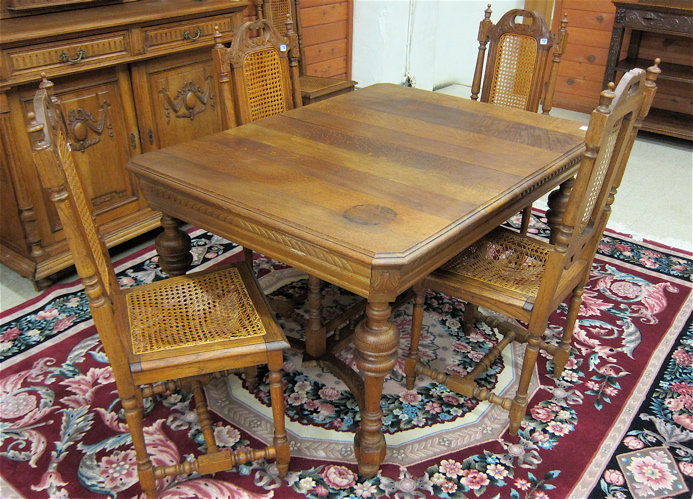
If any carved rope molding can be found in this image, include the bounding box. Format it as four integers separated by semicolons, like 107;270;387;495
145;185;358;274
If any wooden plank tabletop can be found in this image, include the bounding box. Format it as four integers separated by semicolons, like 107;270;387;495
130;84;584;265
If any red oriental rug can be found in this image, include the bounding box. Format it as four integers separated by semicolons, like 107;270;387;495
0;213;692;499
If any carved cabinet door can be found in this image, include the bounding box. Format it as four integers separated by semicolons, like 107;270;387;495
13;65;145;251
131;48;224;152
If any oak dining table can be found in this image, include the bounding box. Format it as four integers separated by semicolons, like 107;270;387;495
127;82;585;478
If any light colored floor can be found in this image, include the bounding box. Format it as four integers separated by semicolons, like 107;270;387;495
1;84;691;312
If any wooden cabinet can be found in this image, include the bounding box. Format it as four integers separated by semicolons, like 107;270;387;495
604;0;692;140
0;0;248;287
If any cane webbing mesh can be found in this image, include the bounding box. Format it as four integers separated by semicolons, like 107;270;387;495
270;0;291;38
57;130;116;294
489;34;538;110
441;229;550;296
578;120;622;234
127;267;267;355
244;49;287;122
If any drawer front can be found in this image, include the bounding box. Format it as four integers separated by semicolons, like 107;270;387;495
143;15;235;53
619;7;693;35
6;32;130;79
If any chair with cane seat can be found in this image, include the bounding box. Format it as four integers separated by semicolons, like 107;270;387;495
405;61;660;435
213;18;302;129
472;5;569;233
27;75;291;499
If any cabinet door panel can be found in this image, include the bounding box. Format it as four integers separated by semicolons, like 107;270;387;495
15;66;144;245
132;48;223;152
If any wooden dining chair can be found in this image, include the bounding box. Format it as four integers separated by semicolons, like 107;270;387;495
472;5;569;233
405;61;660;435
213;18;302;128
258;0;357;105
472;5;568;115
26;75;291;499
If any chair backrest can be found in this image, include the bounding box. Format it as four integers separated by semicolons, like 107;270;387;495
213;18;301;128
26;76;132;380
471;5;568;115
258;0;307;75
539;61;660;306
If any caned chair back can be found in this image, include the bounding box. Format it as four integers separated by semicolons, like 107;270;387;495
543;65;659;293
213;19;301;127
406;61;659;435
265;0;308;74
472;6;568;114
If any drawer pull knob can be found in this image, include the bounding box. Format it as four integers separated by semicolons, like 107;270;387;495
182;27;203;41
59;48;87;64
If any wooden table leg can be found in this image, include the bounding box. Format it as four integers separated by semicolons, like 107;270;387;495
155;214;192;276
353;300;399;478
304;275;326;359
546;177;574;245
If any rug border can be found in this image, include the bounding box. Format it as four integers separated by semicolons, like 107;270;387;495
567;287;693;497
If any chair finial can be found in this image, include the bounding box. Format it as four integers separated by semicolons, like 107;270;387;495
213;25;222;47
647;58;662;81
597;82;616;113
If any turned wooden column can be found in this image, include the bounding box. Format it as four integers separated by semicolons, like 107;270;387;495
155;214;192;276
353;300;399;478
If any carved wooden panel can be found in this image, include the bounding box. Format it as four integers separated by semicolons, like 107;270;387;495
18;67;142;240
131;49;223;152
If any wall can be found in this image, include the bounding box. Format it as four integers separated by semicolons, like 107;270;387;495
351;0;524;91
550;0;615;113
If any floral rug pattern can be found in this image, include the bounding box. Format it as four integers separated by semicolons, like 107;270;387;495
1;216;692;498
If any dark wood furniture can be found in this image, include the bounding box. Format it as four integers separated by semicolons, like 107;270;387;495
128;83;586;477
472;5;568;115
0;0;248;288
604;0;692;139
406;62;659;435
28;76;290;498
262;0;356;105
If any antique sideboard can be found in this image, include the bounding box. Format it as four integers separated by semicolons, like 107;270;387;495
604;0;692;139
0;0;249;287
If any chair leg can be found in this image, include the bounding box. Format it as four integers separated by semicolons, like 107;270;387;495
191;380;218;453
509;333;542;435
268;354;290;478
243;247;254;263
463;302;478;336
122;394;158;499
519;206;532;234
405;281;425;391
553;284;584;378
244;366;259;391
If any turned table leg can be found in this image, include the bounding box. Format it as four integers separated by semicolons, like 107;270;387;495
546;177;574;245
304;274;326;359
155;214;192;276
353;300;399;478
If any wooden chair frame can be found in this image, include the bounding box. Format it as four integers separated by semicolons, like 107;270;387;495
213;18;302;129
27;75;291;499
406;61;660;435
471;5;568;115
